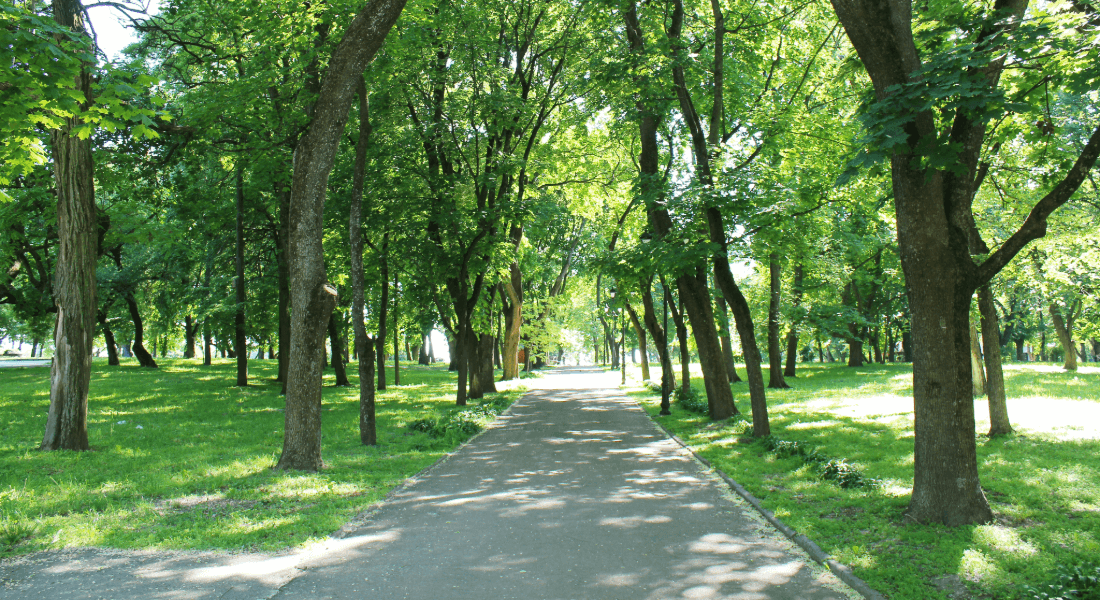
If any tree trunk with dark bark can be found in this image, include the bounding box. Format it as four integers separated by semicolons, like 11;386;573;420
329;311;350;386
668;289;691;390
784;266;804;377
377;232;389;391
203;321;212;366
624;301;650;382
184;315;196;358
276;179;291;385
970;322;986;396
349;80;376;444
98;310;120;367
234;161;248;386
767;254;790;389
717;298;741;382
278;0;406;472
41;0;97;452
124;293;157;368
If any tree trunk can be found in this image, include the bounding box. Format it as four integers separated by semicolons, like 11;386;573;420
393;279;400;387
784;265;804;377
203;321;212;366
184;315;196;358
377;232;389;390
501;264;523;380
329;310;350;386
767;254;790;389
279;0;406;472
979;285;1012;436
640;277;674;414
668;289;691;390
124;293;158;368
970;322;986;396
98;311;120;367
276;179;291;385
234;161;248;386
624;301;650;382
1049;303;1077;372
717;297;741;382
41;0;97;452
349;79;376;445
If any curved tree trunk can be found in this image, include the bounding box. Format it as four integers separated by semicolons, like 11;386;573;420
624;300;650;382
98;310;120;367
124;293;158;368
767;254;790;389
184;315;196;358
640;277;674;414
667;289;691;390
279;0;406;472
41;0;97;452
500;264;523;380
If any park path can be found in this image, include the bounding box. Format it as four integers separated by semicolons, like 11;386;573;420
1;367;856;600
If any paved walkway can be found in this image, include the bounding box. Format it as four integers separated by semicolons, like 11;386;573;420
1;367;855;599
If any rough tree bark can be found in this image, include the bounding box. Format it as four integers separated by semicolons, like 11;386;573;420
184;314;196;358
624;300;650;382
41;0;97;452
717;298;742;382
349;80;377;445
831;0;1100;524
278;0;407;471
969;321;987;396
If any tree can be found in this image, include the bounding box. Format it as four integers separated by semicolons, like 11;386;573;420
830;0;1100;524
278;0;407;472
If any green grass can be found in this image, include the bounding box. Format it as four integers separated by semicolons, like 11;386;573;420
0;358;522;557
635;362;1100;600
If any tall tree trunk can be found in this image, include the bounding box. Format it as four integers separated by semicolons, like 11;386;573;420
329;310;350;386
276;179;291;385
393;271;400;387
349;79;376;445
377;232;389;390
1049;302;1078;372
279;0;406;472
124;293;158;368
501;263;523;380
640;277;674;414
668;289;691;390
717;298;741;382
979;285;1012;436
234;160;248;386
767;254;790;389
42;0;97;452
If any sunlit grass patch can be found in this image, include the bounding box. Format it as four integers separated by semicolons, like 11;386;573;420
0;358;520;556
632;361;1100;600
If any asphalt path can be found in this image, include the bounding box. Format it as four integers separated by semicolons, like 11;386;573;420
1;366;856;599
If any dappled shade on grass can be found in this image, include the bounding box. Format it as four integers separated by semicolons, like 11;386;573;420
637;362;1100;600
0;358;522;556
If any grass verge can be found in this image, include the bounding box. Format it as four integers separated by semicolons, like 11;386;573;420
0;358;522;557
634;362;1100;600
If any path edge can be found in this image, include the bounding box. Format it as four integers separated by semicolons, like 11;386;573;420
649;418;887;600
331;385;532;539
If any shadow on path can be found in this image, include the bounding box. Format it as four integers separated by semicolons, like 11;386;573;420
0;367;854;600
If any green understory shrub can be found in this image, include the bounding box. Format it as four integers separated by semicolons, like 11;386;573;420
676;387;708;414
758;435;877;489
1023;562;1100;600
406;395;513;439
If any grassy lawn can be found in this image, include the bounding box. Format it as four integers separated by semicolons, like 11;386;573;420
0;358;522;557
635;362;1100;600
